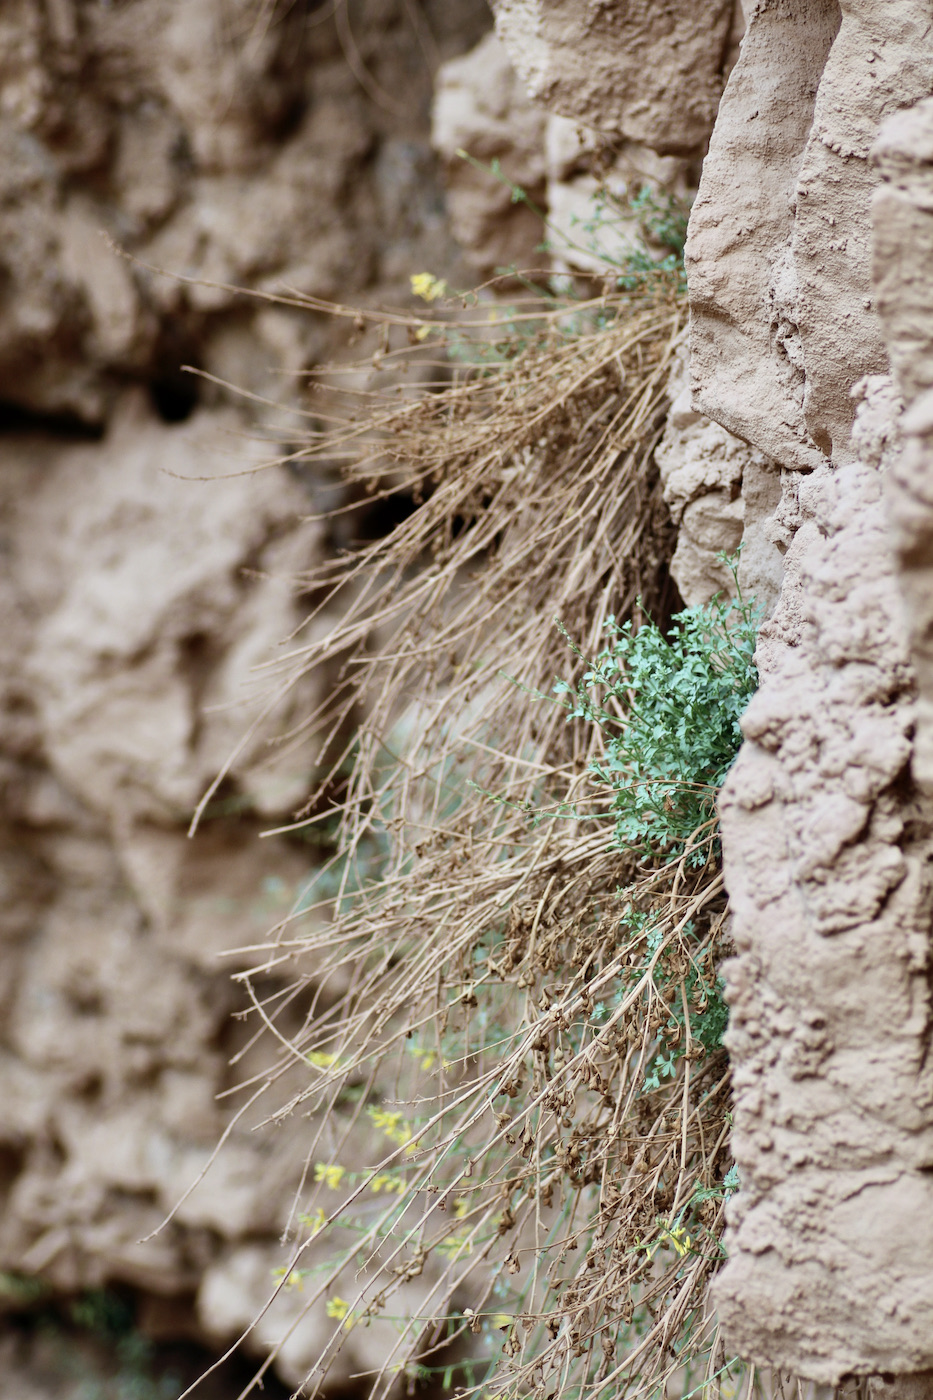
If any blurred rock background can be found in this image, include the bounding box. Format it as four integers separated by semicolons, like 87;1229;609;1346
0;2;496;1392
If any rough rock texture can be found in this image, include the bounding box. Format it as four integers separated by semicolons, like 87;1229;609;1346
478;0;754;608
433;45;700;284
0;0;488;423
431;34;697;279
686;0;841;471
437;16;764;613
873;97;933;793
16;396;326;829
682;0;933;1382
687;0;933;471
0;401;328;1294
715;434;933;1382
542;115;697;276
11;0;933;1389
489;0;737;157
657;345;784;612
198;1245;436;1392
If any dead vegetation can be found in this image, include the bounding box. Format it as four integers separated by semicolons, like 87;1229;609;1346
195;273;750;1400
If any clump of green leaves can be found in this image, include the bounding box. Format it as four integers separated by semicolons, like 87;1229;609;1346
0;1285;178;1400
573;184;690;293
454;148;690;298
556;568;759;861
628;186;690;258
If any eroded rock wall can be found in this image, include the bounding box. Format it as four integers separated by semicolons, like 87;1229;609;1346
485;0;765;609
13;0;933;1387
0;0;491;1382
874;97;933;794
683;0;933;1383
0;0;488;422
490;0;737;157
492;0;933;1381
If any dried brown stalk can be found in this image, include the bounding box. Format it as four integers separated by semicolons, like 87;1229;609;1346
203;282;747;1400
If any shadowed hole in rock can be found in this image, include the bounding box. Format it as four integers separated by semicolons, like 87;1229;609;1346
0;1285;295;1400
0;1143;25;1211
356;486;423;540
149;367;200;424
0;401;105;439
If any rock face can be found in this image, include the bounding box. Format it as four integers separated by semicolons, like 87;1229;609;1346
0;0;492;1383
9;0;933;1389
432;30;702;281
0;0;487;423
491;0;933;1381
683;0;933;1383
873;97;933;795
484;0;774;614
685;0;841;472
489;0;738;157
0;399;328;1296
687;0;933;474
715;437;933;1381
432;30;548;273
656;344;784;611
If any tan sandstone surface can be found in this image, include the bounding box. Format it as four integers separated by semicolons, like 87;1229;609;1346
684;0;933;1384
0;0;744;1386
495;0;933;1384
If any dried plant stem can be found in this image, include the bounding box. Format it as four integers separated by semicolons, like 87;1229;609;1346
224;284;743;1400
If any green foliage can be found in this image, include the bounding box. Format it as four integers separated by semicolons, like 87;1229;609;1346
4;1286;180;1400
0;1271;48;1304
69;1288;135;1337
628;186;691;258
556;565;759;861
572;183;690;293
453;148;690;297
65;1290;178;1400
631;914;731;1092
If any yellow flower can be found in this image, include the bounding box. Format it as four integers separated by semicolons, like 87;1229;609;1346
410;272;448;302
326;1296;350;1321
644;1222;692;1260
369;1107;403;1135
299;1206;327;1235
666;1225;692;1258
368;1107;419;1148
436;1233;472;1259
307;1051;338;1070
452;1197;468;1219
314;1163;345;1190
272;1267;305;1292
414;324;431;342
372;1173;405;1195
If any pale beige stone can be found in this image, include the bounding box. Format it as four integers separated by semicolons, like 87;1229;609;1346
432;30;548;273
684;0;933;1382
490;0;735;155
685;0;841;471
873;99;933;796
